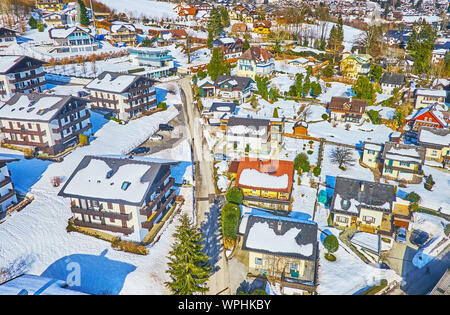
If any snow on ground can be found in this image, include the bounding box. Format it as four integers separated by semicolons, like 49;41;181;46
270;72;295;93
398;166;450;214
309;120;393;146
318;82;352;104
321;144;375;183
95;0;177;20
367;105;396;120
0;88;192;294
281;136;319;164
291;173;317;219
217;176;230;193
375;93;392;105
402;15;442;24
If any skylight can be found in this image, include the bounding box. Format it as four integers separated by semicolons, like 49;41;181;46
121;181;131;191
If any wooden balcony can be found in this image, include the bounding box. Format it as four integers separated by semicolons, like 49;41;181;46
0;176;12;188
140;177;175;216
53;111;91;133
73;219;134;235
11;71;45;84
0;189;15;204
2;138;44;147
1;127;46;137
71;205;132;221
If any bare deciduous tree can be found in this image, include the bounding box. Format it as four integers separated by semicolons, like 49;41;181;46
330;146;356;169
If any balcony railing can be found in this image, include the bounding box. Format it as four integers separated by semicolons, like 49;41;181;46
0;176;12;188
73;219;134;235
71;206;132;221
140;177;174;216
0;189;15;204
0;127;46;137
2;138;45;147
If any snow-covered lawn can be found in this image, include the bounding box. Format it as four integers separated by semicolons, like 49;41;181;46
291;173;317;219
318;82;352;104
94;0;178;20
0;88;193;294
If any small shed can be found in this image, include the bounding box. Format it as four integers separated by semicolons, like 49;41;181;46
293;121;308;135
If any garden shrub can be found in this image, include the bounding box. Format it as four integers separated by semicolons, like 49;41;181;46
221;203;241;248
225;187;243;204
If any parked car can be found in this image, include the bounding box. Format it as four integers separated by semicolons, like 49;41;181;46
410;229;429;247
159;124;174;131
396;227;407;244
149;134;163;141
130;147;150;155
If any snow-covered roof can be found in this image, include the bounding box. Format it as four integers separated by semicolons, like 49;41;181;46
58;155;177;206
383;142;425;164
85;72;149;93
0;55;20;73
238;169;289;190
49;26;92;39
110;23;136;33
363;142;382;152
418;127;450;148
242;215;318;261
415;89;447;98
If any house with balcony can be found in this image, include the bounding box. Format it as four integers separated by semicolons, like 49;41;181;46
224;115;284;159
0;55;47;101
212;37;244;60
58;155;178;241
0;155;19;220
327;96;367;123
234;158;294;211
417;126;450;169
48;26;98;53
238;215;318;294
406;104;448;132
414;89;447;109
109;23;137;47
237;47;275;79
0;28;17;46
0;93;92;155
253;21;271;34
339;52;372;78
128;47;176;79
36;0;64;12
381;142;425;183
330;177;398;238
85;72;157;121
214;75;255;104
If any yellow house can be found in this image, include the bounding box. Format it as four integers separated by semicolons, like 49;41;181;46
109;23;137;47
340;52;372;78
228;10;239;20
235;158;294;211
36;0;64;11
253;21;271;34
417;127;450;166
381;142;425;183
239;215;318;294
362;142;383;169
236;46;275;79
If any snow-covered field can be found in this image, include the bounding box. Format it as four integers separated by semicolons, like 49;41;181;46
0;85;193;295
95;0;178;20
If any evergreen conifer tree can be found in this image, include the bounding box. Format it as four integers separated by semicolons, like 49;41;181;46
78;0;90;26
166;214;211;295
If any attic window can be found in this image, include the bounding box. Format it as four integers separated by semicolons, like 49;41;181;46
121;181;131;191
341;198;351;211
106;170;114;179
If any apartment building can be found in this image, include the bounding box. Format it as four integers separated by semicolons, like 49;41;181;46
109;23;137;47
36;0;64;12
381;142;425;183
85;72;157;121
58;155;178;241
48;26;98;53
0;155;19;220
236;47;275;79
0;55;47;101
414;89;447;109
0;93;92;155
212;37;244;60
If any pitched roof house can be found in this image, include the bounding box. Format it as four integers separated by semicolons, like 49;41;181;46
417;126;450;168
214;75;255;103
237;46;275;79
406;104;448;131
380;72;405;95
327;97;367;123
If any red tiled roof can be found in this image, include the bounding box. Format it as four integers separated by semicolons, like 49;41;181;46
238;46;274;63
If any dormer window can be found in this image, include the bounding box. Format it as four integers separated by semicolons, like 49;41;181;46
121;181;131;191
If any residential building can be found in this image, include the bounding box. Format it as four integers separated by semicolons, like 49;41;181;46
406;104;448;131
36;0;64;12
234;158;294;211
327;97;367;123
0;93;92;155
48;26;98;53
339;53;372;78
236;47;275;79
205;102;237;125
109;23;137;47
212;37;243;60
381;142;425;183
85;71;157;121
128;47;176;79
58;155;178;241
330;177;402;238
414;89;447;109
224;115;284;159
0;155;19;220
231;23;247;33
362;142;383;169
253;21;271;34
0;55;47;101
380;72;405;95
214;75;255;104
0;28;17;46
239;215;318;293
417;126;450;169
147;29;188;47
197;77;216;97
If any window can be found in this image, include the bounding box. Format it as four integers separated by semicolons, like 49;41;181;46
255;257;263;265
336;216;349;224
363;216;375;224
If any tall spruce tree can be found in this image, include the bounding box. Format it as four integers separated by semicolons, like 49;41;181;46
166;214;211;295
78;0;90;26
207;47;228;81
407;19;436;74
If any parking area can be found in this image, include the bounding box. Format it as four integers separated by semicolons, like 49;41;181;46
381;230;419;276
127;104;188;156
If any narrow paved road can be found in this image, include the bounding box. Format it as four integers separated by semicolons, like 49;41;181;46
178;76;231;295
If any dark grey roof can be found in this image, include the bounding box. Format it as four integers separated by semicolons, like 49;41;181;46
380;72;405;86
58;155;178;206
382;142;425;164
242;215;318;261
331;177;395;215
209;102;236;113
226;115;270;137
215;75;254;91
417;126;450;149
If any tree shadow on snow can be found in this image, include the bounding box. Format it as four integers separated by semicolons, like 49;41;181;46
40;249;136;295
200;201;223;275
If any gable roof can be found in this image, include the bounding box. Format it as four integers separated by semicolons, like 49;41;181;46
242;215;318;261
417;126;450;149
226;115;270;137
238;46;274;64
327;97;367;116
110;23;136;33
49;26;92;39
380;72;405;86
209;102;236;113
0;55;46;74
85;71;155;94
0;27;16;37
0;93;87;122
382;142;425;164
215;75;254;91
331;177;396;216
406;104;448;128
58;155;178;206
